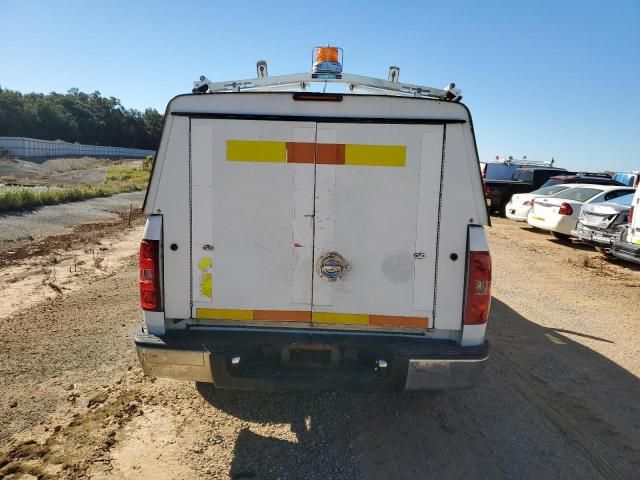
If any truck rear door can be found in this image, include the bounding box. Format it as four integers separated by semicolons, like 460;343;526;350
189;119;443;331
190;119;316;324
311;124;443;330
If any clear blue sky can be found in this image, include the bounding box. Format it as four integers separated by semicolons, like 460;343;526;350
2;0;638;171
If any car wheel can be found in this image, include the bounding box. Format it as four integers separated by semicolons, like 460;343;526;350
552;231;571;241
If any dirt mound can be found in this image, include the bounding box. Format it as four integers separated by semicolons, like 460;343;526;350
0;157;142;186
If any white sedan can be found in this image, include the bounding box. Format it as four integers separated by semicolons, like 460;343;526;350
506;184;576;222
527;185;636;239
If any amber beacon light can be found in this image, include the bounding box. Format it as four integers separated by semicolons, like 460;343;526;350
312;46;343;78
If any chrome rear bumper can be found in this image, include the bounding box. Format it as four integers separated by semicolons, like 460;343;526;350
134;326;489;391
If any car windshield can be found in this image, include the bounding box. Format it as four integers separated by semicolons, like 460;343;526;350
532;185;571;196
607;193;635;206
557;187;603;202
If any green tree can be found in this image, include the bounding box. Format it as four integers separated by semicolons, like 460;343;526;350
0;86;163;149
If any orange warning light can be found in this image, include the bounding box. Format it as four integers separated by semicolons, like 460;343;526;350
316;46;340;64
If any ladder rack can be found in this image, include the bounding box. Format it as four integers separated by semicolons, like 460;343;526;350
490;156;556;167
192;72;462;101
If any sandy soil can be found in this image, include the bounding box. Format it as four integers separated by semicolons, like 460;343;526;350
1;217;640;479
0;226;143;320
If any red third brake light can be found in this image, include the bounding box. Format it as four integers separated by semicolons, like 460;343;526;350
464;251;492;325
140;239;161;311
558;202;574;216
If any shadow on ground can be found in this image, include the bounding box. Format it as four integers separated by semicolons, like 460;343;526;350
197;299;640;480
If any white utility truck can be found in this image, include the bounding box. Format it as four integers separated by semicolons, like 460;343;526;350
135;47;491;391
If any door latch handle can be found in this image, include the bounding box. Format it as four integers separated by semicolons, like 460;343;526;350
414;252;425;259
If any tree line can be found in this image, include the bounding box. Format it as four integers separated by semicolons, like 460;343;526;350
0;87;163;150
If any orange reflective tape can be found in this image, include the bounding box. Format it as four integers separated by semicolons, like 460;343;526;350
253;310;311;322
369;315;428;328
316;143;345;164
286;142;315;164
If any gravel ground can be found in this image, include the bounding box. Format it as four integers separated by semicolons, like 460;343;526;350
1;217;639;479
0;190;145;242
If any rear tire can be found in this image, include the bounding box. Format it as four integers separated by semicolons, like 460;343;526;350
552;231;571;241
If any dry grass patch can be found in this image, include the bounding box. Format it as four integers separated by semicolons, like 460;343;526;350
0;166;149;212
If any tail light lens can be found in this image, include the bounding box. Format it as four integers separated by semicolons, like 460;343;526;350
558;202;573;216
483;184;492;196
140;239;161;311
630;206;634;225
523;199;533;206
464;251;492;325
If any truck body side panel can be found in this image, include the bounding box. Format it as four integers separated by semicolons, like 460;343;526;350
434;124;487;330
153;116;191;320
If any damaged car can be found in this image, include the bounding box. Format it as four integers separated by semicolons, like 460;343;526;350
572;192;635;250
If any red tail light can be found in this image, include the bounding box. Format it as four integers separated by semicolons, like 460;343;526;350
630;206;634;225
523;199;533;206
140;239;161;311
464;251;492;325
483;184;492;196
558;202;573;216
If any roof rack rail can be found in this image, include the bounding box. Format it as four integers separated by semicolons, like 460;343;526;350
192;47;462;102
489;155;556;167
193;72;462;101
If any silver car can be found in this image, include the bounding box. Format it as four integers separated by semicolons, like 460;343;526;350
572;192;635;249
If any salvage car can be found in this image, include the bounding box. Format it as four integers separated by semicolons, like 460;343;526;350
612;187;640;264
527;185;635;239
506;184;576;222
571;192;635;249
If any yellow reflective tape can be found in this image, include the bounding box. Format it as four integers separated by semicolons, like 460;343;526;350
227;140;286;162
312;312;370;325
345;144;406;167
197;257;213;300
198;257;212;269
200;273;212;299
196;309;253;320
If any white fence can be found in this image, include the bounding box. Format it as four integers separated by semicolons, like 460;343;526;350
0;137;155;158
